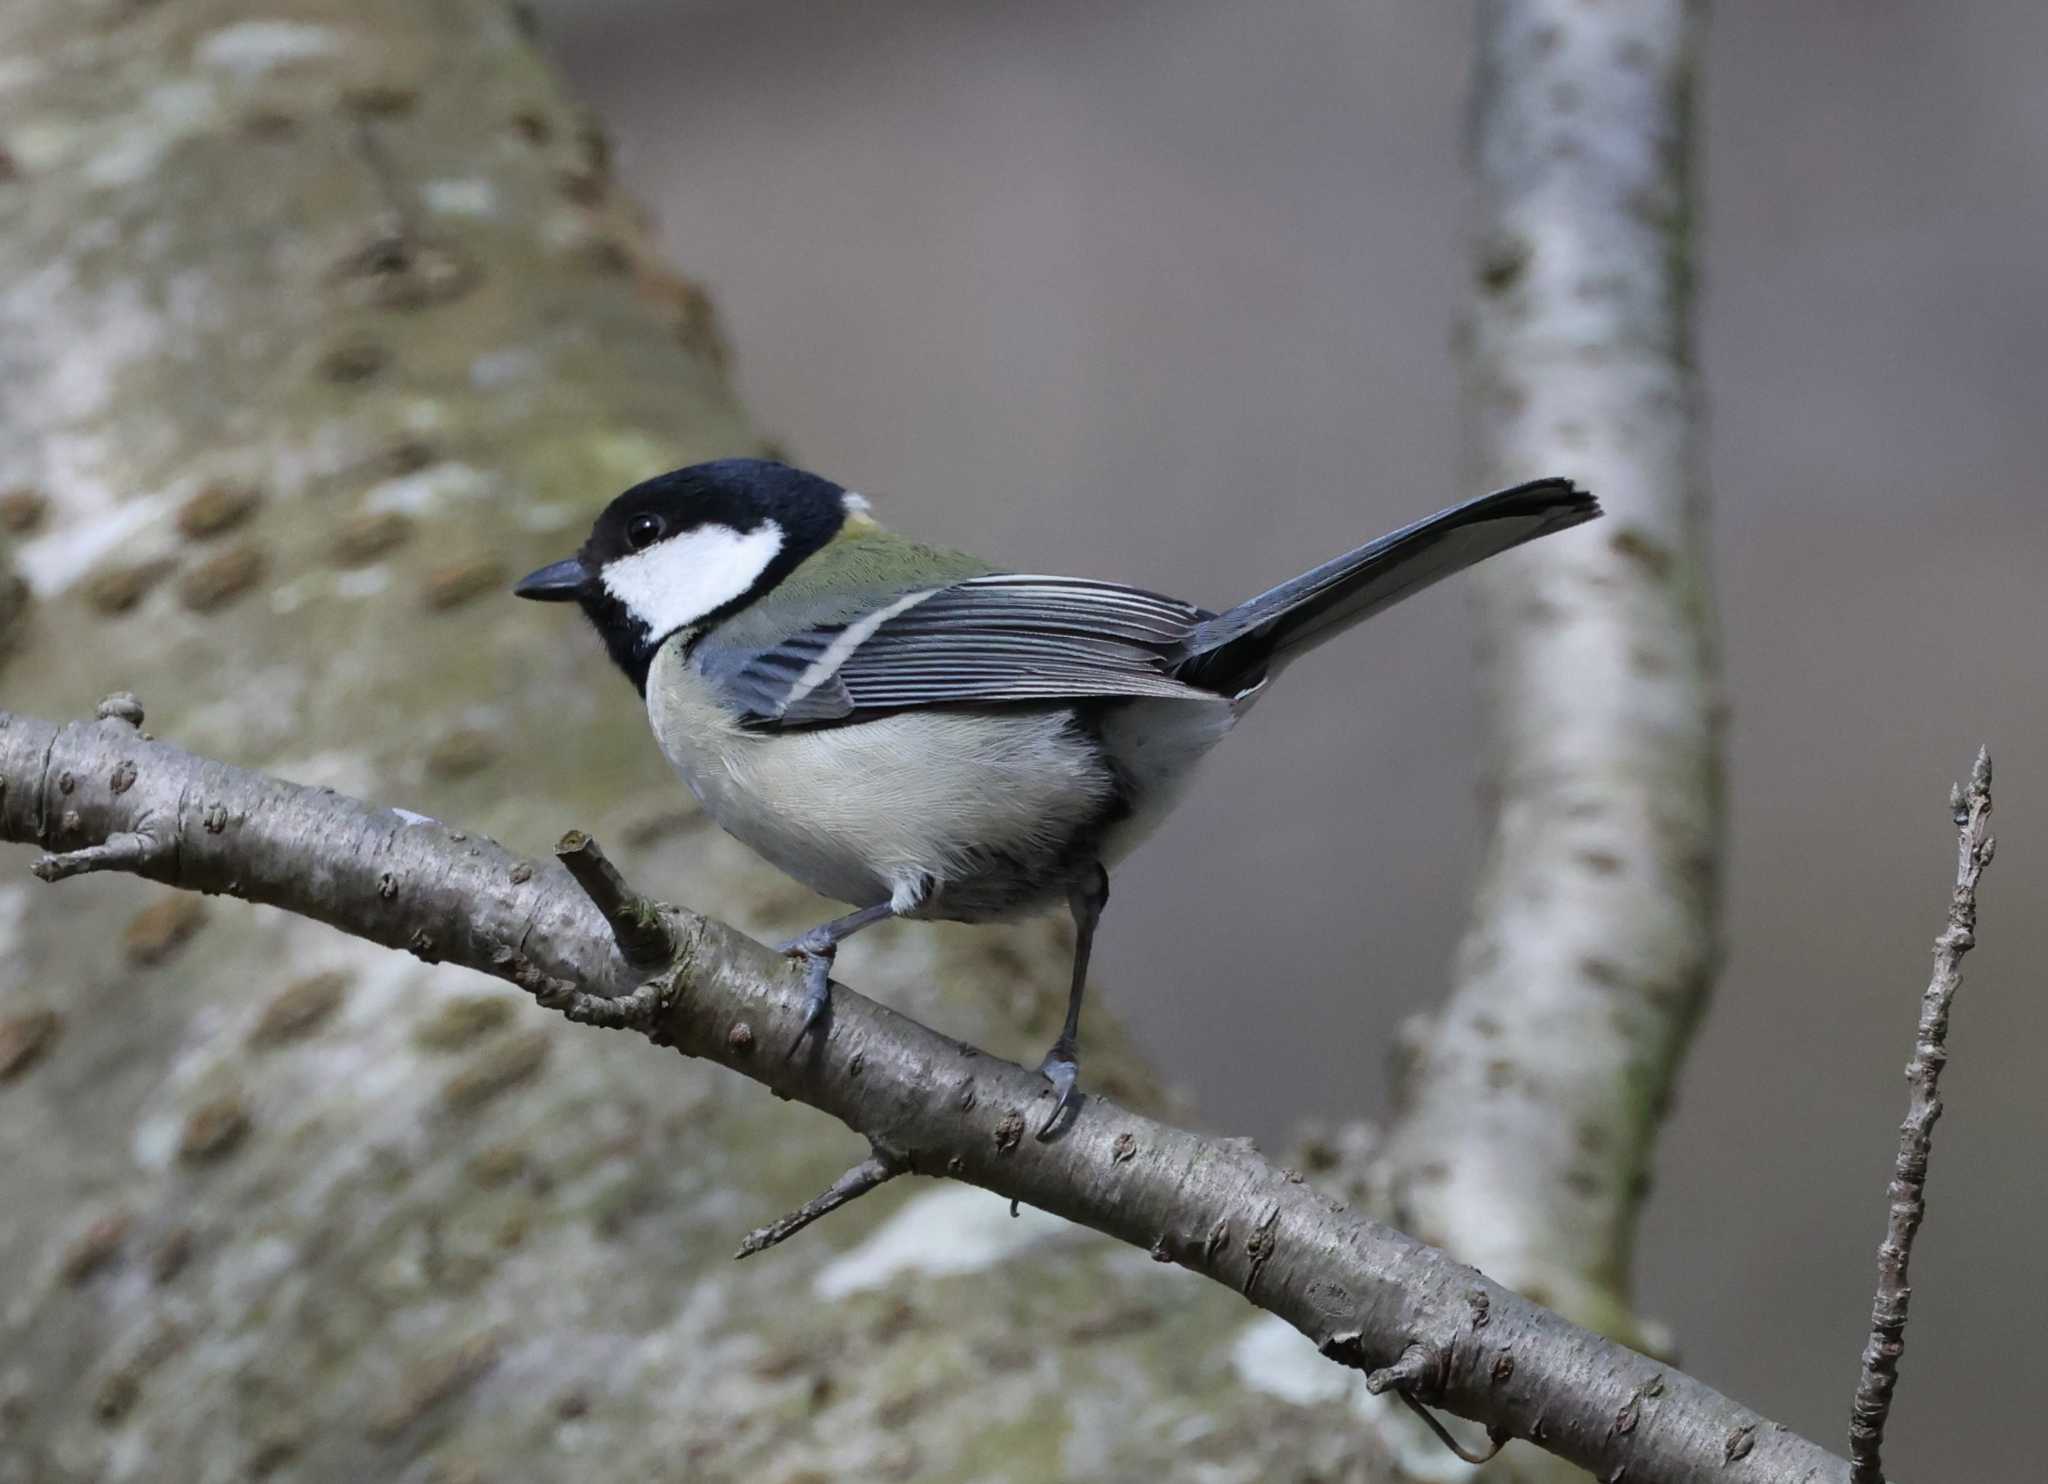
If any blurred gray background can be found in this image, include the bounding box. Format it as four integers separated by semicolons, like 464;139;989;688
533;2;2045;1475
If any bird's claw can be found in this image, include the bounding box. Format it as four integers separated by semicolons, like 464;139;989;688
1036;1041;1080;1138
781;940;835;1056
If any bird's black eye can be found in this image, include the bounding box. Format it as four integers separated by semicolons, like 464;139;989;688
625;513;666;551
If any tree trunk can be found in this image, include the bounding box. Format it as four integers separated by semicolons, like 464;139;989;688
1373;0;1719;1386
0;4;1369;1480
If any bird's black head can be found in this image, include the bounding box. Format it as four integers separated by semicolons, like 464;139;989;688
515;459;863;692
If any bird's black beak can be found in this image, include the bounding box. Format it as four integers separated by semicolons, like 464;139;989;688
513;556;590;602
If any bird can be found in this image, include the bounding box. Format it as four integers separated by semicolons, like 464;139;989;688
515;458;1598;1133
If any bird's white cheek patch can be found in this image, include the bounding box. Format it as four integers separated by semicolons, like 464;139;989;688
600;521;785;637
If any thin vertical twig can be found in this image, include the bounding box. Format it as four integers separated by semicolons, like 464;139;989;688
1847;748;1996;1482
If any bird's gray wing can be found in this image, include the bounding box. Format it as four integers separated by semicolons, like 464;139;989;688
699;575;1219;727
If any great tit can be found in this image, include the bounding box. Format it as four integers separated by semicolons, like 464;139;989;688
516;459;1597;1131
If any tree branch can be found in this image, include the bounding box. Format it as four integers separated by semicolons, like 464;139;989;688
1848;749;1996;1483
0;701;1855;1484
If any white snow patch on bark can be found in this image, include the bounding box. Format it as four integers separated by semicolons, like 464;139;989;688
3;262;168;427
84;80;221;188
332;566;394;600
259;750;380;800
424;178;498;217
517;501;578;533
14;490;177;595
811;1185;1074;1298
1230;1314;1481;1480
195;21;346;76
1229;1314;1353;1408
363;462;489;515
470;348;544;389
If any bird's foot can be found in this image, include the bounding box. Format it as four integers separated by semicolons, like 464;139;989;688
1036;1038;1081;1138
776;931;837;1053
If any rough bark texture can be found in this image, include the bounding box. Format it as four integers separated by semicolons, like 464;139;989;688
1;706;1859;1484
0;5;1369;1481
1374;0;1720;1385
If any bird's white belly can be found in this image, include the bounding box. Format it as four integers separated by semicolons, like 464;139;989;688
645;645;1120;917
1091;692;1250;862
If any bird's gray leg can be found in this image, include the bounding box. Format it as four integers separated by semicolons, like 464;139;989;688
778;900;899;1047
1038;863;1109;1137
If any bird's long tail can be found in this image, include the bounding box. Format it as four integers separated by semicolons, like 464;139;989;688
1173;478;1599;694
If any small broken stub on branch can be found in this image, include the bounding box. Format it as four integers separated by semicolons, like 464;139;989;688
554;828;673;970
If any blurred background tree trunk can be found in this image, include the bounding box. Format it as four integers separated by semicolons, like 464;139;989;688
1370;1;1717;1475
0;3;1381;1480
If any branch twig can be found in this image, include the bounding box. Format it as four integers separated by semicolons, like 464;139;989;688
556;828;675;970
31;826;171;881
1848;747;1996;1483
0;700;1861;1484
735;1148;905;1259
